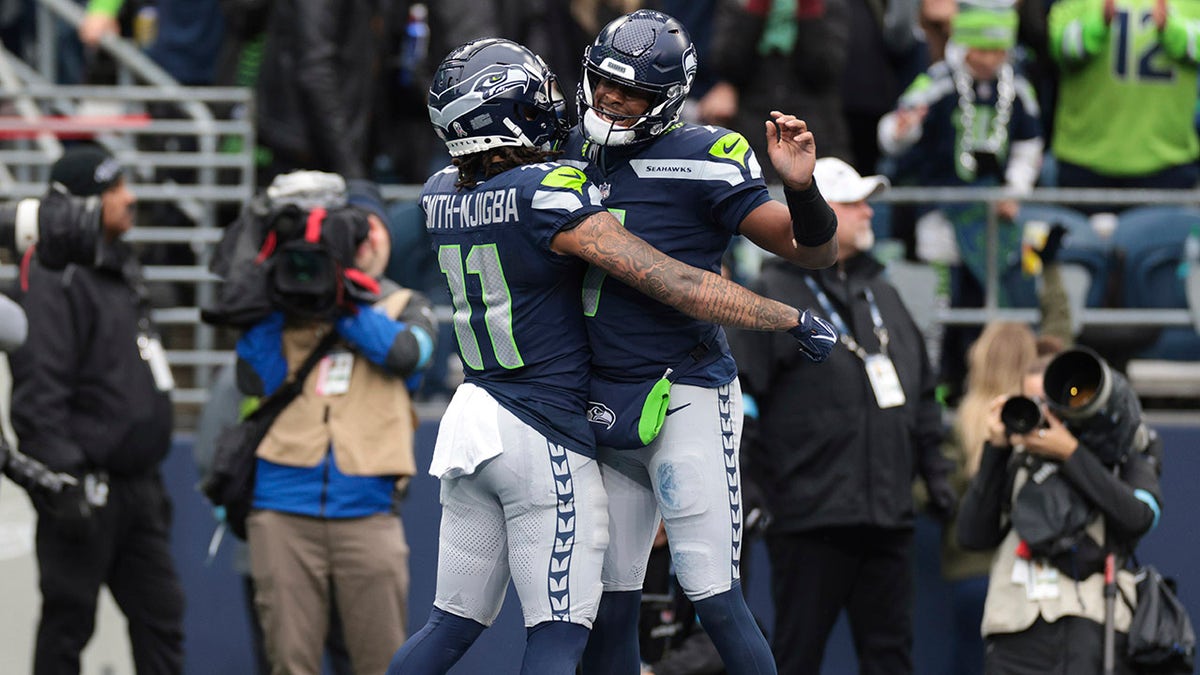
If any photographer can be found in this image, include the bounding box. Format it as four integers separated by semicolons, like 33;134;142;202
10;145;184;675
233;182;436;675
957;349;1163;675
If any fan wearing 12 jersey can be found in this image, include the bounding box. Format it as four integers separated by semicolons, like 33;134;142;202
564;10;841;675
389;38;838;675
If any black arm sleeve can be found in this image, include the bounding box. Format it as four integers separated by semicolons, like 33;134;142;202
1058;435;1162;546
957;443;1014;551
785;182;838;247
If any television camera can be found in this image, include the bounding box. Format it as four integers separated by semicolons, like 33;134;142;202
0;183;104;271
0;186;99;495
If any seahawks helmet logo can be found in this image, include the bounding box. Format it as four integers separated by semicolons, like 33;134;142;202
429;63;537;131
586;402;616;429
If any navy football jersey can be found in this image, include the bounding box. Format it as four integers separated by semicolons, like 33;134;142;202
421;162;606;456
560;123;773;385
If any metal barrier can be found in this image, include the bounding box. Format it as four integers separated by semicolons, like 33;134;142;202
0;81;253;406
1;0;255;411
874;185;1200;330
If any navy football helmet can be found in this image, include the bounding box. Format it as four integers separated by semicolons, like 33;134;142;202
578;10;698;146
428;38;569;157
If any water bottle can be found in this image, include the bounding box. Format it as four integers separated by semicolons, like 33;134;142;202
134;6;158;48
399;3;429;88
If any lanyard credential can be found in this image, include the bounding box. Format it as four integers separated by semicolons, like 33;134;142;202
804;276;907;409
803;276;890;361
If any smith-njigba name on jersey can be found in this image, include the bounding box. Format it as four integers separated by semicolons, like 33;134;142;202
420;162;606;457
423;188;521;230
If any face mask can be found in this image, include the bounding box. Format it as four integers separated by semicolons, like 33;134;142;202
582;108;638;147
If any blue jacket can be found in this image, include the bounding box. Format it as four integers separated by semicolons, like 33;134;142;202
236;283;435;518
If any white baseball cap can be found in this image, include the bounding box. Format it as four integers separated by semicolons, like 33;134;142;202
812;157;890;203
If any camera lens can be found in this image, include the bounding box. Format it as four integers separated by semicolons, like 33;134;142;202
1044;348;1110;419
0;198;43;255
285;250;319;282
1001;396;1044;435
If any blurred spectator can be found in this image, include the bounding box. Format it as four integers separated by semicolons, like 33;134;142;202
379;1;719;184
941;322;1038;675
79;0;224;85
956;348;1162;674
0;0;37;66
372;1;441;184
1013;0;1055;142
699;0;853;180
255;0;381;181
1048;0;1200;203
841;0;923;174
878;0;1043;398
729;158;956;674
235;191;435;674
10;145;184;675
920;0;958;63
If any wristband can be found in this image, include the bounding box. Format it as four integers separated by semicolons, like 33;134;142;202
785;182;837;247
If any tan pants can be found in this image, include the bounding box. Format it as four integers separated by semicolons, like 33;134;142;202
247;510;409;675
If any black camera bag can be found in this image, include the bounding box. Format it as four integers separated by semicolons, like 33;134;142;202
1123;565;1197;673
1011;461;1107;580
202;330;338;539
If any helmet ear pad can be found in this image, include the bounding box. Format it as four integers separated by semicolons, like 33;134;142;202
428;38;569;157
577;9;697;146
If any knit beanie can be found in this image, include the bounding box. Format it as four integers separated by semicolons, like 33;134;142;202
346;179;391;230
49;145;123;196
952;0;1019;50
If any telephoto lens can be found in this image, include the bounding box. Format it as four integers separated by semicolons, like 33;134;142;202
1001;395;1045;435
1041;346;1147;464
0;198;42;254
1043;347;1110;419
0;187;102;269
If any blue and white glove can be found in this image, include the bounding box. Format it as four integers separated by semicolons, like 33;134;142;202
335;305;403;366
788;309;838;363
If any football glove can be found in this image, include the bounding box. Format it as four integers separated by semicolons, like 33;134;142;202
788;308;838;363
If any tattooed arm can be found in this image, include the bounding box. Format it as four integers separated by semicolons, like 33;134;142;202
550;211;802;332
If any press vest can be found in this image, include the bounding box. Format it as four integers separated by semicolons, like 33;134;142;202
256;289;417;477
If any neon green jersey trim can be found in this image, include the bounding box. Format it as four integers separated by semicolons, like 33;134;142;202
709;132;751;168
541;166;588;193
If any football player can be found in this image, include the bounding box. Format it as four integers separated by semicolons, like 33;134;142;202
563;11;841;675
388;38;836;675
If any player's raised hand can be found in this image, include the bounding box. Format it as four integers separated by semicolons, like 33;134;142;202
765;111;817;191
788;308;838;362
1104;0;1117;24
